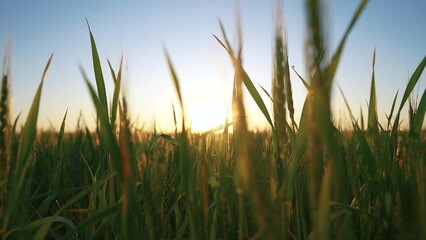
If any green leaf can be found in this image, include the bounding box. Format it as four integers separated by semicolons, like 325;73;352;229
3;54;53;230
214;31;275;130
413;89;426;137
259;84;273;102
282;94;309;200
392;55;426;135
3;216;75;239
292;65;310;90
325;0;369;90
367;49;378;133
338;85;359;129
108;57;123;128
56;109;67;158
314;162;332;239
34;173;115;240
386;91;399;129
87;20;109;120
165;50;185;123
241;68;275;129
80;67;123;181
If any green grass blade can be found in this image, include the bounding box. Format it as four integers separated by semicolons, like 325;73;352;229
325;0;369;90
3;216;75;239
413;88;426;137
165;50;185;124
50;109;67;190
282;94;309;200
87;21;109;120
313;163;332;239
56;109;67;158
3;54;53;230
241;68;274;129
64;203;120;238
386;90;399;129
338;85;359;129
292;66;310;90
108;57;123;128
164;50;203;239
392;56;426;134
34;172;115;240
367;49;378;133
213;32;274;130
259;84;273;102
80;67;123;181
217;20;234;56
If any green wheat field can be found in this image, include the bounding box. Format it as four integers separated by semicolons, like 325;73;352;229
1;1;425;239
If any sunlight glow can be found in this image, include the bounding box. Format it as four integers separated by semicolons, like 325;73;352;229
188;100;229;132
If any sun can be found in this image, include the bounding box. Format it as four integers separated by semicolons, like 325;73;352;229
188;100;229;132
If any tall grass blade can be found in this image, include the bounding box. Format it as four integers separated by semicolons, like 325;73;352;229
292;65;311;90
165;51;203;239
213;33;275;130
387;90;399;129
367;49;378;134
165;50;185;122
338;85;359;128
119;98;138;239
412;89;426;137
325;0;369;90
392;56;426;135
217;19;279;238
306;0;328;220
50;110;67;191
2;54;53;231
108;57;123;128
81;67;123;181
87;20;109;120
34;172;115;239
313;162;332;239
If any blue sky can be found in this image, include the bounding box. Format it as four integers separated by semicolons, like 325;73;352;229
0;0;425;131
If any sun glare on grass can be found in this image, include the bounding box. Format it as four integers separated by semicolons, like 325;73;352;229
188;100;229;132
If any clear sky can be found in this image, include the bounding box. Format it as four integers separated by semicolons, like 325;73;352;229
0;0;425;132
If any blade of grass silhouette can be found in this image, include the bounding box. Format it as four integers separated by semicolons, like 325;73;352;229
164;49;202;239
3;54;52;230
292;66;310;90
367;49;378;134
50;109;67;191
392;56;426;135
165;50;185;128
386;91;399;129
108;57;122;128
413;89;426;137
259;84;273;102
338;85;360;129
325;0;369;91
214;33;275;130
87;20;109;120
80;67;123;181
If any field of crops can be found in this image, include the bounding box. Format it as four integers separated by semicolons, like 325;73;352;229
1;0;425;239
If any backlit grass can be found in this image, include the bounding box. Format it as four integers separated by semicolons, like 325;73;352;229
1;0;425;239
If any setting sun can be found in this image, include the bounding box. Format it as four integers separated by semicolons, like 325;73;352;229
188;100;229;132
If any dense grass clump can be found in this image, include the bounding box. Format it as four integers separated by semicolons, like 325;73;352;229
1;0;426;239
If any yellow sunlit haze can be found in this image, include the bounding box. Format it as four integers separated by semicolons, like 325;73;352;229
182;76;231;133
188;99;230;132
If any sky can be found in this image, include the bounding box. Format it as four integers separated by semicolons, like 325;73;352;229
0;0;425;132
